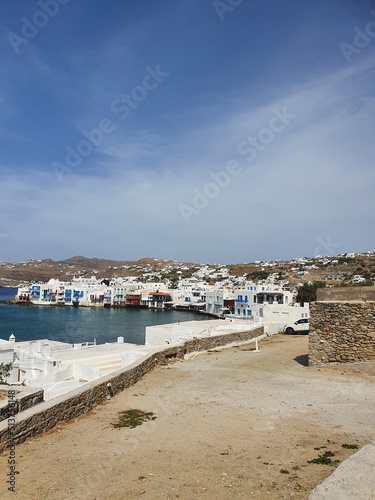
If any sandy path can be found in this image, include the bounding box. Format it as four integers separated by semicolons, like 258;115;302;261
1;335;374;500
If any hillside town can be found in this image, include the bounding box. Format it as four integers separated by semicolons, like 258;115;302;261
2;250;375;290
6;252;374;309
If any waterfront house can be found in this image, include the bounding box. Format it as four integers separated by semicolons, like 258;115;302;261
15;286;30;302
206;290;224;316
148;291;172;309
125;293;141;307
112;286;126;306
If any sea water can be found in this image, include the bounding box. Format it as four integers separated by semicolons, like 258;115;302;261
0;287;208;345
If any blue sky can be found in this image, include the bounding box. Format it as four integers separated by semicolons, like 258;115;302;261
0;0;374;264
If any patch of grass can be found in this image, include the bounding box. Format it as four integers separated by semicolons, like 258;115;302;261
280;469;289;474
292;465;300;471
307;450;340;466
341;443;358;450
111;409;157;429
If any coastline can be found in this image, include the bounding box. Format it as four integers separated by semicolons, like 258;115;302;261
3;297;216;316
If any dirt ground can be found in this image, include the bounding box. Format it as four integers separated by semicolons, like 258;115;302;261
1;334;374;500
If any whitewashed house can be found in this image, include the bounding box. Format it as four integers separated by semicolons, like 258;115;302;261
205;290;223;316
15;286;31;302
234;283;309;326
206;289;234;316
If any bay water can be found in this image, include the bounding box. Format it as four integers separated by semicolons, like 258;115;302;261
0;287;208;345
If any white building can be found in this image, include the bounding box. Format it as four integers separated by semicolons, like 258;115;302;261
0;337;14;366
206;290;224;316
15;286;30;302
205;289;234;316
352;275;365;284
170;285;206;307
234;283;309;326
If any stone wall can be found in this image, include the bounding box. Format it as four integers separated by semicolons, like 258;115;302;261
317;286;375;302
0;388;44;422
0;327;263;452
309;302;375;365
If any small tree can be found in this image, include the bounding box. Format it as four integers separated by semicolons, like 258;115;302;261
296;281;326;304
248;270;270;281
169;276;179;289
0;363;12;384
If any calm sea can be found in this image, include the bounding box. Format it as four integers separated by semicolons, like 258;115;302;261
0;287;208;345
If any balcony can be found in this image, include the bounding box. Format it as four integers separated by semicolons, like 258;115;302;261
235;298;248;303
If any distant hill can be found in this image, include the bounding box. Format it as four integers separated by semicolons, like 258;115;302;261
59;256;129;269
0;256;192;286
0;253;374;288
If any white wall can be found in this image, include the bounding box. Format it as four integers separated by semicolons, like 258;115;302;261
261;303;309;323
145;323;211;346
120;351;148;367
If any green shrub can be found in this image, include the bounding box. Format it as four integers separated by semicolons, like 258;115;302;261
308;450;340;466
111;409;157;429
0;363;12;384
341;443;358;450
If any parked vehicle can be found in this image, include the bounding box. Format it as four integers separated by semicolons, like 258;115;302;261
283;318;309;334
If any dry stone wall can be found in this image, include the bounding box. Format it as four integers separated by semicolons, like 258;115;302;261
317;286;375;301
309;302;375;365
0;388;44;423
0;327;263;452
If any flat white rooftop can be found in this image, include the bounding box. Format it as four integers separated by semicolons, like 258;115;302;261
2;318;263;401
